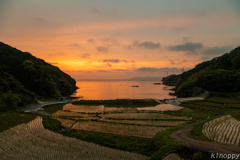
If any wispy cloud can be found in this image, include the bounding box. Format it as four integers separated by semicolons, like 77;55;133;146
103;59;120;63
101;38;119;46
202;46;235;56
87;39;95;43
69;43;81;48
80;53;91;58
96;46;108;52
102;59;131;63
168;42;203;52
97;70;108;72
133;40;161;49
201;45;237;60
135;67;184;73
47;62;59;65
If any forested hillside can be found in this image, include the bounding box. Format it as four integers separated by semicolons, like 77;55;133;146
176;46;240;97
0;42;78;111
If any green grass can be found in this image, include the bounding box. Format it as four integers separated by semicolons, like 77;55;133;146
205;97;240;103
72;100;104;105
150;122;191;160
0;111;37;132
61;129;153;156
164;107;211;120
192;101;222;107
181;103;235;112
227;103;240;108
72;99;159;107
42;115;62;131
43;104;65;114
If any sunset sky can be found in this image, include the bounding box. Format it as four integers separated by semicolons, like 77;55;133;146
1;0;240;80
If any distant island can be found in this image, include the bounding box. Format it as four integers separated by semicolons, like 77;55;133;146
77;77;161;81
129;77;161;81
0;42;78;112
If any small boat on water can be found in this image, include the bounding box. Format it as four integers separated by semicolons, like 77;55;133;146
131;85;139;87
153;82;161;85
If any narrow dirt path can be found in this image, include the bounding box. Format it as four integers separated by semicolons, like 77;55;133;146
171;122;240;154
19;101;70;112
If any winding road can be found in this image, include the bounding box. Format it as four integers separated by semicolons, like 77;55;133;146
171;121;240;154
165;91;209;106
19;101;70;113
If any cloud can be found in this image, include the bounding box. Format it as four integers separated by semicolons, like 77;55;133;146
47;62;59;65
97;70;108;72
91;7;120;18
92;7;104;15
168;42;203;52
124;45;132;50
103;59;120;63
182;37;190;42
80;53;90;58
173;26;186;33
202;46;235;56
69;43;81;48
96;46;108;52
101;38;119;46
30;17;59;29
169;60;176;65
201;45;237;60
102;59;131;63
48;52;65;57
113;69;129;72
135;67;183;73
181;60;189;63
133;40;161;49
87;39;95;43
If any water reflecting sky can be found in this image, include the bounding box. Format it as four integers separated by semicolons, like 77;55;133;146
72;80;176;100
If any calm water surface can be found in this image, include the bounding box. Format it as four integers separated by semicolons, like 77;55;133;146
72;80;176;100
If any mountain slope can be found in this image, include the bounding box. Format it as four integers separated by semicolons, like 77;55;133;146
176;46;240;97
0;42;78;111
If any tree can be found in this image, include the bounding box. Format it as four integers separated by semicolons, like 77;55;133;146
22;60;35;71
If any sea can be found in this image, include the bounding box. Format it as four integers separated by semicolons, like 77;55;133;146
71;80;176;100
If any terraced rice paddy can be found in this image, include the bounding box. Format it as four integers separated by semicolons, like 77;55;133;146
56;118;76;128
0;117;147;160
100;119;188;127
137;104;184;111
101;113;191;120
52;103;191;139
162;153;184;160
202;115;240;145
63;104;104;113
104;107;137;113
53;110;94;117
72;120;168;138
205;97;240;103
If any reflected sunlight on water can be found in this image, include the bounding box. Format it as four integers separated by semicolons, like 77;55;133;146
72;80;176;100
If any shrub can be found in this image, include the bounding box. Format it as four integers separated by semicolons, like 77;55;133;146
192;152;206;160
192;87;204;97
176;82;195;97
42;115;62;131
